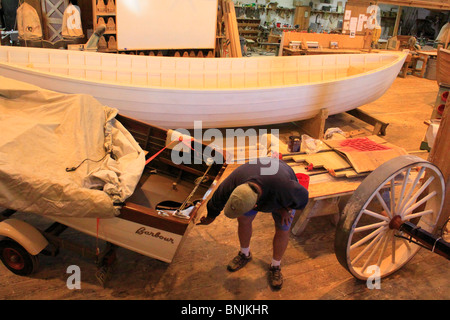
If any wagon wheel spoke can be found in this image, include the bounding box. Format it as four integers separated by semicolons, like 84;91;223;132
350;228;386;265
376;231;390;266
398;166;425;214
375;191;392;218
402;191;437;217
403;209;434;221
361;232;388;273
391;231;396;264
390;178;396;216
362;209;390;222
395;167;411;213
400;175;435;217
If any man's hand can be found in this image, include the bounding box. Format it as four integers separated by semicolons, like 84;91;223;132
197;216;215;225
276;208;294;226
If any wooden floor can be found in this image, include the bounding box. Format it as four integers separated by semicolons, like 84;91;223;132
1;75;449;300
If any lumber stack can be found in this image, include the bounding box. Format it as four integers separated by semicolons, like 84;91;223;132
221;0;242;57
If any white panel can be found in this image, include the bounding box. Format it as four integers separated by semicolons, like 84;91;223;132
189;60;205;88
161;59;176;87
49;52;68;66
204;59;218;88
217;59;232;88
29;52;50;65
116;0;218;50
11;49;29;64
175;59;190;88
244;59;258;88
258;59;271;86
147;59;162;87
0;48;7;61
231;60;245;88
68;53;85;68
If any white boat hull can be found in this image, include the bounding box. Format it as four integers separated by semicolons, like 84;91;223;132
0;46;407;129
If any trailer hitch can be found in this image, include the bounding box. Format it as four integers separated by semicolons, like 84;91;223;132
392;219;450;260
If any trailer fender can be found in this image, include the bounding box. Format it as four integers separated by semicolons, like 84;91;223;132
0;219;48;255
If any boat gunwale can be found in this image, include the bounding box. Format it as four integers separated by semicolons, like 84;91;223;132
0;47;407;93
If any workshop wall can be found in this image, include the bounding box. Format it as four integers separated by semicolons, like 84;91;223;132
234;0;346;32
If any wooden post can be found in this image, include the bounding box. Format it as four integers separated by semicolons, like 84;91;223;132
445;28;450;49
428;95;450;230
392;6;402;37
294;108;329;140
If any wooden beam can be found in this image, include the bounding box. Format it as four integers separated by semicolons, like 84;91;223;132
294;108;329;140
392;6;402;37
428;94;450;231
380;1;450;10
352;0;450;11
446;29;450;49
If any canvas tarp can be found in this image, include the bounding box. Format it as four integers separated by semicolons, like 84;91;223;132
0;76;145;218
62;4;84;39
16;2;42;40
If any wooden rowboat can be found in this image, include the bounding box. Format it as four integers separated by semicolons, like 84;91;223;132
0;46;407;129
47;114;227;264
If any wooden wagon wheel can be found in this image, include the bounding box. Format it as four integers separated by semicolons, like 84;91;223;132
335;155;445;280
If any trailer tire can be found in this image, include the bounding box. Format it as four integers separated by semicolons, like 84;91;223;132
0;240;39;276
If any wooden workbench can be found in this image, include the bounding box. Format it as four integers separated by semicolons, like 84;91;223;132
282;47;365;56
290;170;364;236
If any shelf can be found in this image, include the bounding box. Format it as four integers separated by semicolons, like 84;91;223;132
237;23;260;27
235;5;294;11
311;10;344;15
239;30;259;34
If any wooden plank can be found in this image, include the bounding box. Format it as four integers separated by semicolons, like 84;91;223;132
324;135;408;173
347;0;450;10
228;0;242;57
328;168;367;179
222;0;235;57
307;178;363;199
377;0;450;10
428;93;450;230
392;6;402;37
346;108;390;136
291;151;351;171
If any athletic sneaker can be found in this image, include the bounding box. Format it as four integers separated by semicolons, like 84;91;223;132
227;251;252;272
268;265;283;290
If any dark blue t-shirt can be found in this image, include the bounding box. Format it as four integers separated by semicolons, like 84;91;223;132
207;158;309;218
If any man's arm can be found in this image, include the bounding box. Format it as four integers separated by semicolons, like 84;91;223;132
197;177;235;225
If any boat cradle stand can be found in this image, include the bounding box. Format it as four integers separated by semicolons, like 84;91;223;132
292;107;389;140
346;108;389;136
